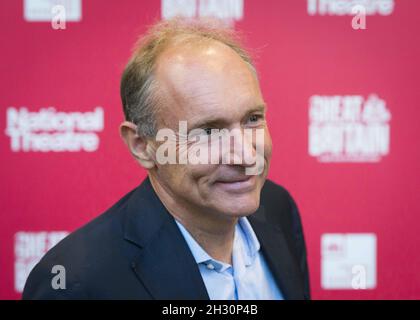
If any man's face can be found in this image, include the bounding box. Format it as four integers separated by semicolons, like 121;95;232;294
150;41;272;219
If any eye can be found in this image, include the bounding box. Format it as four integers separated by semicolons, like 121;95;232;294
247;114;264;124
203;128;213;135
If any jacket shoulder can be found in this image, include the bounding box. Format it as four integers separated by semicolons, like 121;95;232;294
22;186;138;299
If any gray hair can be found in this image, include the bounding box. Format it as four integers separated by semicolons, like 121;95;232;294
120;18;257;137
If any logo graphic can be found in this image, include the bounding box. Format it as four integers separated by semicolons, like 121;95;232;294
14;231;69;293
321;233;377;289
309;94;391;162
307;0;395;16
24;0;82;22
5;106;104;152
162;0;244;25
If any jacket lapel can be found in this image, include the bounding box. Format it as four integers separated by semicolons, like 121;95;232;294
122;177;305;300
123;177;209;300
248;206;306;300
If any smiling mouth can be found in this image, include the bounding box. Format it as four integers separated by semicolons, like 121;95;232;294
214;175;256;192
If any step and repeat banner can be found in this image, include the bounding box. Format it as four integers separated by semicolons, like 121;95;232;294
1;0;419;299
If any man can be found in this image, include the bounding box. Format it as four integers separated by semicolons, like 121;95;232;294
23;18;310;300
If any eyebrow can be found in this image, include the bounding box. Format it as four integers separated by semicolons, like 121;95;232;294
188;104;267;131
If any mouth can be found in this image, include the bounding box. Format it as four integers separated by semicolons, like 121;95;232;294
214;175;256;193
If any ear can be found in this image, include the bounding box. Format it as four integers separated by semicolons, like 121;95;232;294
119;121;156;169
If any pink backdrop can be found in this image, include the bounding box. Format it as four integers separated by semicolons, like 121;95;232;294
1;0;419;299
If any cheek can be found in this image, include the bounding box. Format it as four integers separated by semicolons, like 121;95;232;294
187;164;218;184
156;164;189;189
264;129;273;160
157;163;216;189
179;165;220;203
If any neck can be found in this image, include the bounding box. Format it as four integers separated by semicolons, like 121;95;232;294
149;174;237;264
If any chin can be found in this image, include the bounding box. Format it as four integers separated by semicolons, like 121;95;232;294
214;194;261;217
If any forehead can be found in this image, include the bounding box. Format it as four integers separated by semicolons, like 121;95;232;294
154;40;263;126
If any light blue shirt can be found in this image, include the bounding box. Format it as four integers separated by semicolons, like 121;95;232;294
175;217;284;300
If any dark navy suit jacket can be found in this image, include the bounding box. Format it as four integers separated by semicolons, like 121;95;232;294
23;177;310;300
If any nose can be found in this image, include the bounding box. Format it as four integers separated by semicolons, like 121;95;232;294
222;127;257;167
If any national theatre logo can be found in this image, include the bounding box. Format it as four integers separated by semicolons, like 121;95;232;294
306;0;395;16
5;106;104;152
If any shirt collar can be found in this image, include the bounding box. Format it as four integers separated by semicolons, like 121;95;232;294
236;216;261;266
175;219;213;265
175;216;261;270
